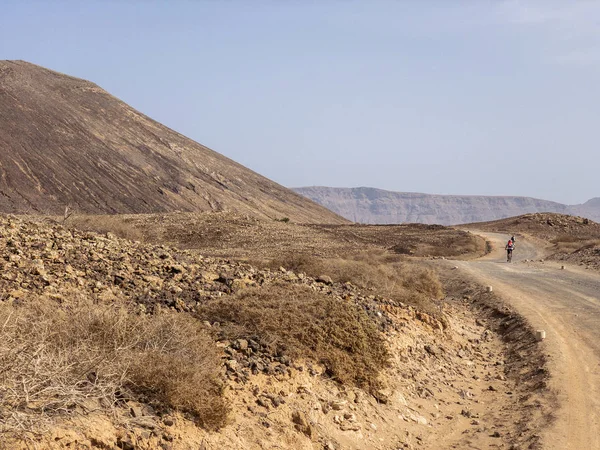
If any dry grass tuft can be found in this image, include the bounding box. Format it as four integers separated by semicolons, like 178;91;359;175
265;251;444;313
0;297;226;435
199;284;389;392
65;215;143;241
552;234;600;254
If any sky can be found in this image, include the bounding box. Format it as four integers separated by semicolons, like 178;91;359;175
1;0;599;205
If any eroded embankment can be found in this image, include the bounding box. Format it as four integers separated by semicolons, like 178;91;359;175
427;265;554;450
0;215;552;450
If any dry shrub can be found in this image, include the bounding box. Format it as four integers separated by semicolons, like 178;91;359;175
66;215;143;241
552;234;600;254
267;252;444;312
0;298;226;434
199;284;389;391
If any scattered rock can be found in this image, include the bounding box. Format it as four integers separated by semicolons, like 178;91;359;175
116;435;135;450
129;404;144;418
291;411;312;437
316;275;333;285
233;339;248;351
424;344;439;356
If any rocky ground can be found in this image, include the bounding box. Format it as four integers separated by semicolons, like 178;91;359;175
64;211;486;261
465;212;600;273
464;212;600;241
0;215;549;449
550;243;600;271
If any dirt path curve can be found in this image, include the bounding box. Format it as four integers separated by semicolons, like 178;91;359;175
450;232;600;449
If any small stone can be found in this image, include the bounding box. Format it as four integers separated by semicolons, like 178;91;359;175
8;289;26;299
234;339;248;351
117;436;135;450
424;345;439;356
343;412;357;422
225;359;238;371
291;411;312;437
257;398;270;409
131;417;157;429
139;430;152;440
316;275;333;285
130;405;144;418
373;389;392;404
330;400;347;411
271;396;285;407
415;415;428;425
340;422;361;431
169;265;185;274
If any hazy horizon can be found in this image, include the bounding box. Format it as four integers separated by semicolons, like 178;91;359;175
293;185;597;205
2;1;599;205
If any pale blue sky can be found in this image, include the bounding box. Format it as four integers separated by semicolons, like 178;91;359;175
2;1;599;204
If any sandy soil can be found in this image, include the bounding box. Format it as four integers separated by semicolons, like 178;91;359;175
450;232;600;449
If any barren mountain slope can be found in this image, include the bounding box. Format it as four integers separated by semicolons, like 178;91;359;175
293;186;600;225
0;60;345;223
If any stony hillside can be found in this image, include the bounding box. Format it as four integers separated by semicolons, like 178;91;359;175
0;60;345;223
63;211;487;260
0;215;550;449
293;186;600;225
463;212;600;272
463;212;600;240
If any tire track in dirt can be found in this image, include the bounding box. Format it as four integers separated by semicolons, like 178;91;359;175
452;232;600;449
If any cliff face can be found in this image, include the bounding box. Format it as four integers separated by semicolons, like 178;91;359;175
293;187;600;225
0;60;346;224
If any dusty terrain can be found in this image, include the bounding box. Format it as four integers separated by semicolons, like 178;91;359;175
464;213;600;272
0;60;344;224
450;229;600;449
294;186;600;225
0;213;550;450
63;212;486;261
91;210;600;449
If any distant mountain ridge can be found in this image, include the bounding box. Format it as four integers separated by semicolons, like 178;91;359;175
292;186;600;225
0;60;346;224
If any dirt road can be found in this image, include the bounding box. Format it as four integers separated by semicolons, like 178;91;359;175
453;232;600;449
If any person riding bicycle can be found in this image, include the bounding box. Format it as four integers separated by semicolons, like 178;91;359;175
505;237;515;262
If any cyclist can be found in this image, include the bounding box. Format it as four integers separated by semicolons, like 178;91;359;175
505;237;515;262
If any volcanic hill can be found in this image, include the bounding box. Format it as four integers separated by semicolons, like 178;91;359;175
0;60;345;223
